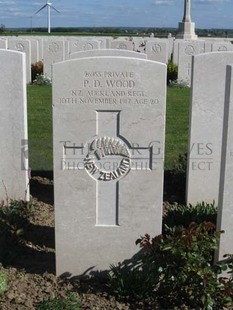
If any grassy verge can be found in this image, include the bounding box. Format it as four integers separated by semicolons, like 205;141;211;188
27;85;190;171
165;87;190;169
27;85;52;171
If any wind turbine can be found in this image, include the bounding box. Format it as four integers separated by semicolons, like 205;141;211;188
34;1;60;33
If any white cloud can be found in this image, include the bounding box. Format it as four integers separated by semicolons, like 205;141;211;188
194;0;230;3
154;0;174;4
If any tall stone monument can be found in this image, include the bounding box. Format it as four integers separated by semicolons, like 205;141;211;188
176;0;197;40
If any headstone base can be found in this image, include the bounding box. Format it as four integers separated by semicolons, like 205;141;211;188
176;22;198;40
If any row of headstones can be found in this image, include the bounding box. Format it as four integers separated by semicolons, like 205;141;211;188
0;36;171;83
1;47;233;276
1;36;233;84
175;39;233;85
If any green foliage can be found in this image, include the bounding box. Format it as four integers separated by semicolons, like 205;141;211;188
0;24;5;34
0;200;34;264
31;61;43;82
167;60;178;85
33;73;51;86
170;152;187;175
163;202;217;234
36;292;81;310
0;271;8;293
109;222;233;309
108;261;153;301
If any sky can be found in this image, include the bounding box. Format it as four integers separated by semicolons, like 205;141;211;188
0;0;232;30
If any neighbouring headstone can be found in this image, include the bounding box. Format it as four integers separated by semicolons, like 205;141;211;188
145;41;168;64
177;41;204;86
186;52;233;205
97;38;107;49
0;49;29;201
212;42;233;52
133;39;146;53
30;40;39;63
216;64;233;261
36;37;43;60
69;49;147;60
0;39;7;49
8;39;32;83
110;40;133;50
43;39;65;79
68;39;100;55
173;39;183;65
203;40;233;53
204;40;214;53
53;57;166;276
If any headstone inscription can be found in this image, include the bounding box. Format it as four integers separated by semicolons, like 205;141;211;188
216;64;233;261
186;52;233;205
0;50;30;201
53;57;166;276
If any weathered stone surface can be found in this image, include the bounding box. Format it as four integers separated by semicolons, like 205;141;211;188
186;52;233;205
69;49;147;59
216;64;233;261
7;39;32;83
43;39;65;78
145;41;168;63
0;50;29;201
53;57;166;276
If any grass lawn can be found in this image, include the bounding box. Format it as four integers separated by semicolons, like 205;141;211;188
165;87;190;169
27;85;53;171
27;85;190;172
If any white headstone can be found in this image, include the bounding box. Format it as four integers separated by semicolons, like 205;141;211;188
68;39;100;55
69;49;147;60
146;41;168;64
216;64;233;261
177;41;204;86
30;40;39;63
132;39;146;53
204;40;213;53
212;42;233;52
43;40;65;79
173;39;183;65
0;50;29;201
53;57;166;276
8;39;32;83
0;39;7;49
186;52;233;205
110;40;133;50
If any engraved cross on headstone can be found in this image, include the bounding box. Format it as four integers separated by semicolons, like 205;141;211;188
62;111;153;226
186;63;192;76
